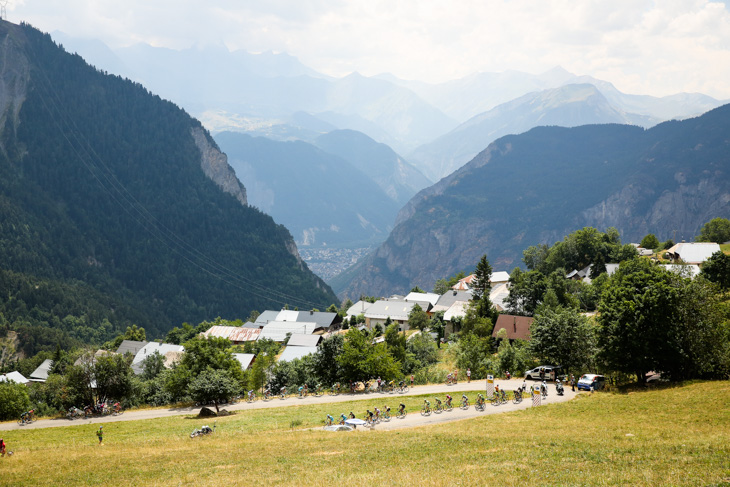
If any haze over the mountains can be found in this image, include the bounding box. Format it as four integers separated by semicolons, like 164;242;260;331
47;32;727;181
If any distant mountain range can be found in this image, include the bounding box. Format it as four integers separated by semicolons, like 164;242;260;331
332;104;730;298
0;21;336;352
408;83;656;181
53;34;725;182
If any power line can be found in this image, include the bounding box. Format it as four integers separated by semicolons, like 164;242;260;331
21;37;332;311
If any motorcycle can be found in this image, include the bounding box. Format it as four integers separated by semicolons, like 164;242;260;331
190;420;216;438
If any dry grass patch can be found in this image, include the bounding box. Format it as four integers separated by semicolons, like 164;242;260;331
1;382;728;486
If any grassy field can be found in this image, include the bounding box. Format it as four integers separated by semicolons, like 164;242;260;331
2;382;728;486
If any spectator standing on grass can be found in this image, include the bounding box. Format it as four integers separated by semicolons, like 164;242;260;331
410;374;414;386
96;426;103;446
467;368;471;383
570;375;576;392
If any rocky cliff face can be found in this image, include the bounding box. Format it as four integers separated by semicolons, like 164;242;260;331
334;106;730;299
0;28;30;158
191;127;247;207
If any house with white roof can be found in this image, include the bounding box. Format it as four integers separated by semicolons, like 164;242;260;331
345;300;374;320
665;242;721;264
258;321;318;342
0;371;29;385
233;353;256;370
29;359;54;382
404;292;440;307
363;299;427;331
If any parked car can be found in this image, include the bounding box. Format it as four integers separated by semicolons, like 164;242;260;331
524;365;562;381
577;374;606;391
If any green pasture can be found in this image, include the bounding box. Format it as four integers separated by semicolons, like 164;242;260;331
1;382;728;486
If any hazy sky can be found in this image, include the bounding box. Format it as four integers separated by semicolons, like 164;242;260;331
8;0;730;99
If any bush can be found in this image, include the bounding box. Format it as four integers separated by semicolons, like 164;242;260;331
0;381;32;421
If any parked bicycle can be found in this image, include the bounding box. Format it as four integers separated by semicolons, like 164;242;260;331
190;421;216;438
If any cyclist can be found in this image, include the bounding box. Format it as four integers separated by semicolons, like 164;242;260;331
20;409;34;424
339;413;347;425
398;403;406;415
383;405;391;418
435;398;442;410
446;372;453;384
263;387;271;399
423;399;431;412
477;393;485;406
445;394;452;408
495;384;501;394
506;370;511;380
348;411;356;419
280;386;287;395
326;414;334;426
247;389;255;401
298;385;305;397
374;407;381;421
113;402;122;414
461;393;469;406
365;409;374;424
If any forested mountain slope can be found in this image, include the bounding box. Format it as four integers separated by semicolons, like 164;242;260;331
314;129;431;206
333;104;730;298
215;131;400;248
0;21;336;354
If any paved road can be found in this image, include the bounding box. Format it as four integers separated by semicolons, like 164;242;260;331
1;379;579;432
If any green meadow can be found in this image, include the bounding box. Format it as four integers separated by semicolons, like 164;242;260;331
2;382;728;486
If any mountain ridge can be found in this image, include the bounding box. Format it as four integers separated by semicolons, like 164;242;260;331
333;104;730;298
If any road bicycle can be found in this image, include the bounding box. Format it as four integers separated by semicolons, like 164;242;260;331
434;399;443;414
397;381;409;394
421;402;432;416
313;385;324;397
381;408;392;422
18;411;37;425
444;397;453;411
279;388;288;400
328;383;341;396
246;390;257;403
66;407;84;420
397;405;407;418
513;389;524;404
460;395;470;410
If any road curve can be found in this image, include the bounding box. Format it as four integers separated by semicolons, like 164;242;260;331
0;378;579;431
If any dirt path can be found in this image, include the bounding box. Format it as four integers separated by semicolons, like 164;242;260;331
1;378;579;431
